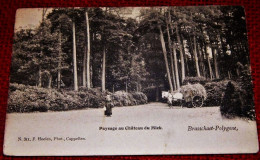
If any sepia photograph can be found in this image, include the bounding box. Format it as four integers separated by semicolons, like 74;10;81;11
3;6;259;155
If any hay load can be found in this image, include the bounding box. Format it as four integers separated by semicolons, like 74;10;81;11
180;83;207;107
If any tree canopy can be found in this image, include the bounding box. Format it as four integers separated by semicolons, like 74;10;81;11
11;6;250;97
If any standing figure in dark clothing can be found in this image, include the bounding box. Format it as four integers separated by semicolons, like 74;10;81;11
104;95;113;117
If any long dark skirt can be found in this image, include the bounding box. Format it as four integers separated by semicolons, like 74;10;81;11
104;105;112;116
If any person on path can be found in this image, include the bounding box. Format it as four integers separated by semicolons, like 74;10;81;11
104;95;113;117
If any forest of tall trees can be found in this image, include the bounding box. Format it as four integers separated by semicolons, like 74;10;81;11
10;6;250;98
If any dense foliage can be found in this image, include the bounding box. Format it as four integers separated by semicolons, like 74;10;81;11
204;80;229;106
11;7;250;93
8;83;148;113
183;77;209;85
220;65;255;120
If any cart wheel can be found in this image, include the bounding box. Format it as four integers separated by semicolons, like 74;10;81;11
192;96;204;108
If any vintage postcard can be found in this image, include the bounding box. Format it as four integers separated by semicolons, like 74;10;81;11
3;6;259;156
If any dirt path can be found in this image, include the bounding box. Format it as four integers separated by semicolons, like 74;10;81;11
4;102;259;155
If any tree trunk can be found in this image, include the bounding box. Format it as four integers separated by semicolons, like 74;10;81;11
101;46;106;92
187;35;195;76
86;11;91;89
204;43;213;80
175;25;185;82
38;66;42;87
166;21;176;90
125;79;128;92
198;43;205;77
158;25;174;93
181;34;189;77
72;20;78;91
228;70;231;79
38;9;47;88
112;84;115;93
90;63;93;87
57;30;62;89
220;34;227;55
213;48;220;79
83;43;87;87
169;10;184;85
48;74;52;89
82;12;91;88
173;44;180;90
193;35;201;77
156;86;159;102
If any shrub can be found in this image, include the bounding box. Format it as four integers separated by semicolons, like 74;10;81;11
7;83;148;113
112;91;132;106
220;81;244;118
220;65;255;120
7;85;80;112
131;92;148;105
204;80;229;106
111;91;147;107
183;76;209;85
9;83;27;92
65;90;106;109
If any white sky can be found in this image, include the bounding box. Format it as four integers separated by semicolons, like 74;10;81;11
15;8;52;31
14;7;142;31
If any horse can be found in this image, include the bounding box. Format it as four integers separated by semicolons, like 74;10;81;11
162;91;183;108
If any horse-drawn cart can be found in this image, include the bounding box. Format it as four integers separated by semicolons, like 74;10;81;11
162;83;207;108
